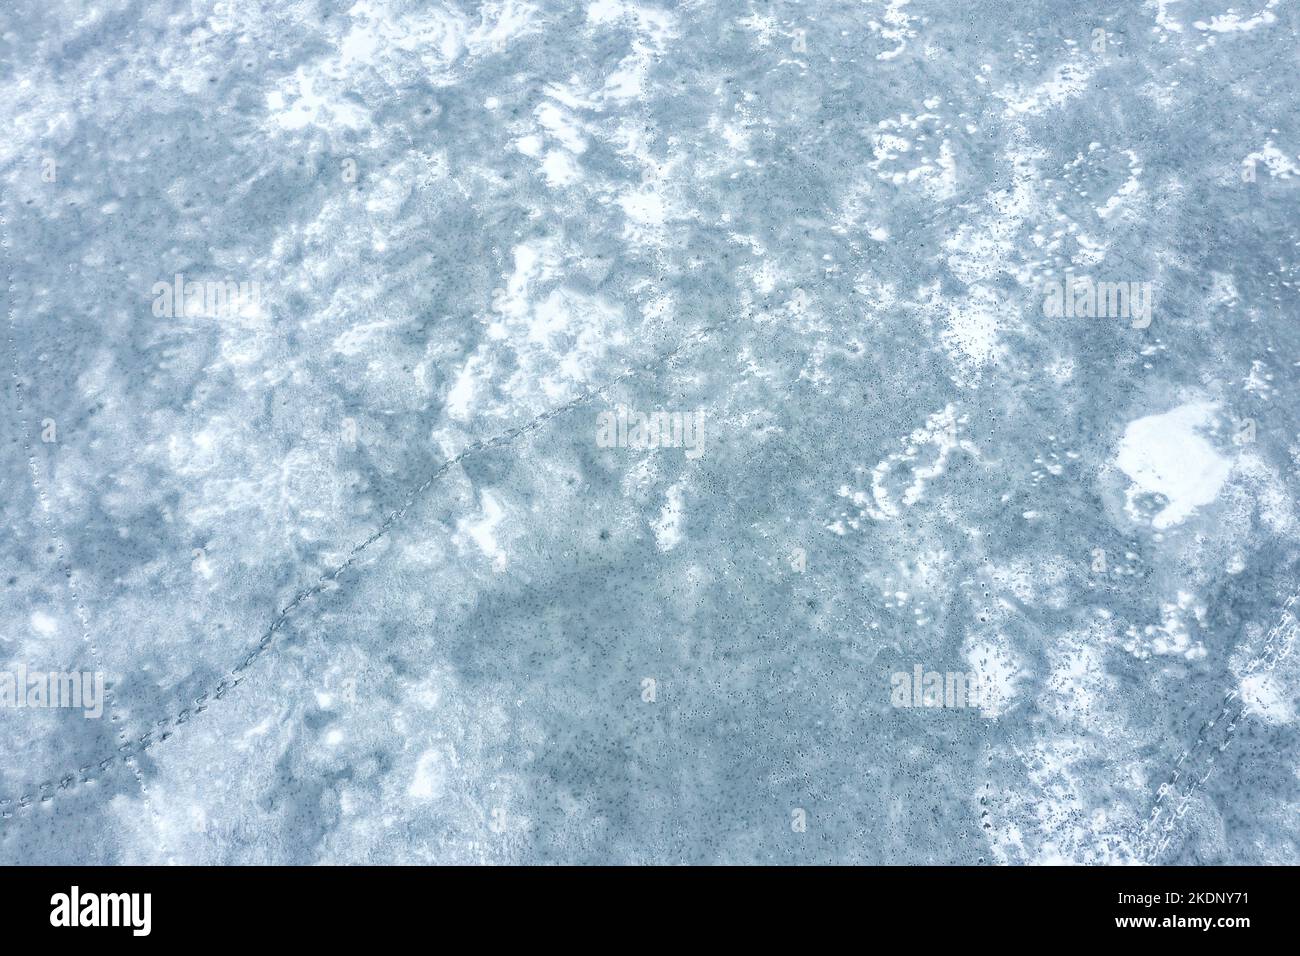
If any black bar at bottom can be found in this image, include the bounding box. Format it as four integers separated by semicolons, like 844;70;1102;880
0;865;1285;941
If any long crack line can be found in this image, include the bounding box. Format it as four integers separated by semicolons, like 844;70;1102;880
0;315;726;817
1133;592;1299;862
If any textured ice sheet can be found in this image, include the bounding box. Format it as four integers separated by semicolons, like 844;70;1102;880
0;0;1298;865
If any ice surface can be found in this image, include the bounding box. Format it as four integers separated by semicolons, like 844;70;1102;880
1;0;1298;864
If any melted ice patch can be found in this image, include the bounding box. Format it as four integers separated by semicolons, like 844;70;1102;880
1115;402;1232;529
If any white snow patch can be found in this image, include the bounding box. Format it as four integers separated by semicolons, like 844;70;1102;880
1243;141;1299;180
652;483;685;552
408;749;448;800
1115;402;1232;529
446;355;489;422
457;490;509;571
1194;0;1278;32
1240;673;1293;723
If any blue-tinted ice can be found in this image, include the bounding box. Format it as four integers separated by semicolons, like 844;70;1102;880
1;0;1298;864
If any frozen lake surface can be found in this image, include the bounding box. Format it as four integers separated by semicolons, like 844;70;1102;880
1;0;1298;864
